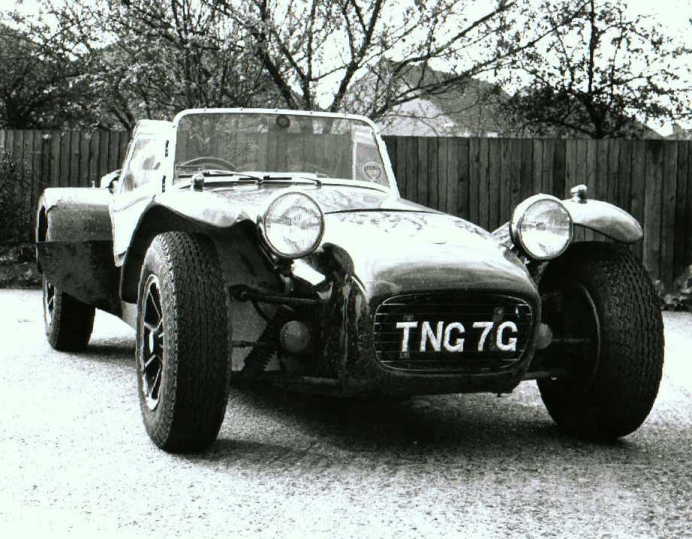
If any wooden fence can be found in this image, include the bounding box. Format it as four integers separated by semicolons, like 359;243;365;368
385;137;691;288
0;129;690;287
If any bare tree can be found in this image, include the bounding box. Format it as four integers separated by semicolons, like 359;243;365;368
0;14;97;128
211;0;574;119
44;0;286;129
501;0;691;138
8;0;587;129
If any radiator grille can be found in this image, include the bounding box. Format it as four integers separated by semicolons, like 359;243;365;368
373;292;533;373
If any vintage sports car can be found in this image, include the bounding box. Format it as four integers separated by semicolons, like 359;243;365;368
36;109;663;452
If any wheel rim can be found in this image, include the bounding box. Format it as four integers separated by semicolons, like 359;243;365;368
43;278;55;327
140;275;165;411
543;282;601;388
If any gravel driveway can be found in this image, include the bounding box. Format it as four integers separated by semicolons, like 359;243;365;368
0;289;690;538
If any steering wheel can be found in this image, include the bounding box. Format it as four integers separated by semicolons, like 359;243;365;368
177;156;237;171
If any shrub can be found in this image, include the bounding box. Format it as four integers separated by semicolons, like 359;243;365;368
0;150;31;244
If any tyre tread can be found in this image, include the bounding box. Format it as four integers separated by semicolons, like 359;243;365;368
138;232;229;453
538;242;664;439
44;280;95;352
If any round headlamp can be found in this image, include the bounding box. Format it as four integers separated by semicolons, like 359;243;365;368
511;195;572;260
260;192;324;258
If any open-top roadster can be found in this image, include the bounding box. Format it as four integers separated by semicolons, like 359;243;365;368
36;109;663;452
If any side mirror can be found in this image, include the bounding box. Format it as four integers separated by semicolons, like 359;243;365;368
99;170;121;193
108;178;120;194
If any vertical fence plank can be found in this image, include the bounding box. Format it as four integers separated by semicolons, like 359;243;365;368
498;139;510;225
541;139;555;195
441;138;454;215
435;138;446;214
643;141;664;281
451;138;462;216
532;139;543;194
40;133;51;190
552;139;566;199
396;137;407;199
97;130;110;177
674;142;689;278
50;132;60;187
616;140;632;213
565;139;578;192
588;140;601;192
69;131;80;186
508;139;522;215
468;138;480;223
519;139;533;202
107;131;121;173
454;138;469;218
437;138;448;213
399;136;408;195
404;137;417;200
416;137;428;206
477;138;490;228
59;131;71;187
630;140;646;262
607;139;619;205
88;132;100;185
683;142;692;277
426;138;438;209
79;132;91;186
596;139;609;202
488;138;503;229
660;142;678;287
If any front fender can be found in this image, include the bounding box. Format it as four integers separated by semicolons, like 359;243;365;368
562;198;642;243
153;190;260;228
117;191;267;303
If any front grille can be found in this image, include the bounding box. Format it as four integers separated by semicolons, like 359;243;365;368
373;292;533;373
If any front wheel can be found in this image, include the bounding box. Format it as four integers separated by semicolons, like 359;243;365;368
42;276;95;351
136;232;230;453
538;242;664;440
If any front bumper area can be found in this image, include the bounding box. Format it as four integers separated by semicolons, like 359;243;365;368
245;277;541;398
335;283;540;397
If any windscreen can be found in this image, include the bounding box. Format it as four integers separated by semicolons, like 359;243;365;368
174;112;388;186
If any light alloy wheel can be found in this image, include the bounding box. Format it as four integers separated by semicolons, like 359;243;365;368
139;274;165;411
43;277;55;327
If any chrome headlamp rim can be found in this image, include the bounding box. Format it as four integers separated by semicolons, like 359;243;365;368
510;194;573;261
258;190;325;259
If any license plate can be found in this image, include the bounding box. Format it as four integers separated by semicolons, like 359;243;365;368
395;320;519;353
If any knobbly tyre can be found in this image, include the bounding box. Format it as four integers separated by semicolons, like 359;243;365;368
36;109;663;452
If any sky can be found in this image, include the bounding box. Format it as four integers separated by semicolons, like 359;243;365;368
6;0;692;134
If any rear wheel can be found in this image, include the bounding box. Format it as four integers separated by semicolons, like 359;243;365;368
538;242;664;440
42;276;95;351
136;232;230;453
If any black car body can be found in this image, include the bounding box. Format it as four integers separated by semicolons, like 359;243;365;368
36;109;663;451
